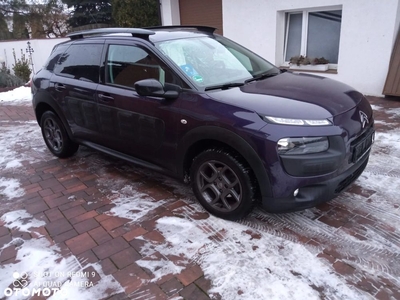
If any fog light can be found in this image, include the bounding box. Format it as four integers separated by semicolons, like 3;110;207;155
293;189;299;197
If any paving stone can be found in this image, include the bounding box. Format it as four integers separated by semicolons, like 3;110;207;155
62;205;87;220
77;250;99;266
317;252;336;264
122;227;148;242
39;178;60;189
177;265;204;287
160;277;184;296
143;230;165;244
65;232;97;255
113;263;151;294
38;188;54;197
44;195;71;208
88;226;113;245
44;208;64;222
92;237;130;260
0;234;12;248
73;219;100;234
333;261;356;276
0;245;16;263
101;216;130;232
129;283;168;300
95;214;112;223
62;184;88;195
53;229;79;243
45;218;73;236
100;258;118;275
58;199;85;211
25;199;49;215
110;247;142;269
180;283;210;300
0;226;10;238
69;210;99;225
10;230;31;241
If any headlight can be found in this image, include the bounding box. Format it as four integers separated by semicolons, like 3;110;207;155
265;116;331;126
277;137;329;155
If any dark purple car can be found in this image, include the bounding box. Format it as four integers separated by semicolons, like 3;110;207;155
32;26;374;220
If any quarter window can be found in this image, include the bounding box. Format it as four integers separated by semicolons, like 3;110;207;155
53;44;103;83
284;9;342;66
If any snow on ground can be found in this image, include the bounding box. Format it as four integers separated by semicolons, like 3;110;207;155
0;211;124;300
0;122;45;171
0;178;24;200
104;183;367;299
0;87;32;104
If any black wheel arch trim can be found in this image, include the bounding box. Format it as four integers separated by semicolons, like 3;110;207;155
177;126;273;198
34;96;75;141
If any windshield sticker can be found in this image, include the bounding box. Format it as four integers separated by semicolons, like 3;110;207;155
181;64;200;77
192;75;203;82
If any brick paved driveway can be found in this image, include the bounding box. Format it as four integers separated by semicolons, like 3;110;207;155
0;96;399;299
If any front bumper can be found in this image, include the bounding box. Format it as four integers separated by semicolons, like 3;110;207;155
261;149;370;213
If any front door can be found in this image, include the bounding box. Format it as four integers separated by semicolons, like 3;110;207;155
95;42;185;170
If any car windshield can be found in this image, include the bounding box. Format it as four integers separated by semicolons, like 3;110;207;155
155;35;278;89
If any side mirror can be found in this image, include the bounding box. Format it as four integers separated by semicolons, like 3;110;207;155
134;79;181;99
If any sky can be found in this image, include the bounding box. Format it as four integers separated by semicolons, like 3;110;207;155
0;87;399;299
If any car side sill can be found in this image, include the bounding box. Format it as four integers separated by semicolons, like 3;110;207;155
81;141;170;175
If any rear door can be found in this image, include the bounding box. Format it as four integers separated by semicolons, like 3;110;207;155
95;40;186;170
51;41;104;143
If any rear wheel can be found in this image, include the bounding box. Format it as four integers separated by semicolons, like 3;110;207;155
40;111;79;158
190;148;255;220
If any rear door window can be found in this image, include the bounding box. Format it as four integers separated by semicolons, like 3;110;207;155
53;44;103;83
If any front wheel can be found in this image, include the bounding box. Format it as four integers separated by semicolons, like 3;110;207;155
190;149;256;220
40;111;79;158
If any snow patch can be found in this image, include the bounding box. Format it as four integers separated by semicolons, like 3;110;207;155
1;210;45;232
155;215;366;300
0;211;124;300
0;178;24;200
0;123;45;171
0;86;32;103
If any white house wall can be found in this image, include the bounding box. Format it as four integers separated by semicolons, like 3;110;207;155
160;0;181;25
0;38;68;77
222;0;400;96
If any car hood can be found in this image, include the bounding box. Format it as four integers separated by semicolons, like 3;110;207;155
206;72;364;119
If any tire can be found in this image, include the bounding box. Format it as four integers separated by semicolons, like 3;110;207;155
40;111;79;158
190;148;256;220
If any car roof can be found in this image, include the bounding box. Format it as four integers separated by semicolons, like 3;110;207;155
66;26;216;44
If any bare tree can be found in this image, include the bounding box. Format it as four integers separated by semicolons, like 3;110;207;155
0;0;69;39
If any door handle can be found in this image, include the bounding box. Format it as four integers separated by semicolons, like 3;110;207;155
98;93;114;102
54;83;66;91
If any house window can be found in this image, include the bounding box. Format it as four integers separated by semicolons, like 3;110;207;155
284;9;342;66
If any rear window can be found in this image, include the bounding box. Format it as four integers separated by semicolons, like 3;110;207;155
53;44;103;83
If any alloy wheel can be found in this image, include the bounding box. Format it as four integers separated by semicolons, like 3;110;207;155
43;118;63;152
196;160;242;212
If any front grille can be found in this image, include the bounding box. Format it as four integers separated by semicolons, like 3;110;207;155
349;125;374;163
335;159;368;194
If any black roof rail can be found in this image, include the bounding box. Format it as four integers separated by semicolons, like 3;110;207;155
144;25;216;34
67;27;156;40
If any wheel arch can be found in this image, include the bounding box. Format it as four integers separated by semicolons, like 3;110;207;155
177;126;273;199
34;99;74;139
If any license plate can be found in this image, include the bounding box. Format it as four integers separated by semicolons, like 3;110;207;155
351;130;375;163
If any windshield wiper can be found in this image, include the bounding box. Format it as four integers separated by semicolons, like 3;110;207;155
205;82;245;91
244;72;280;84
